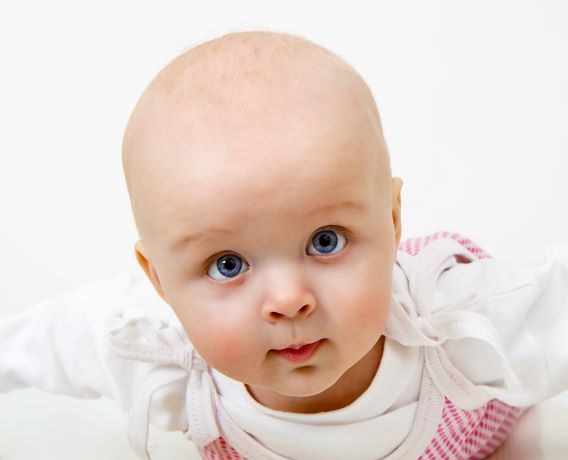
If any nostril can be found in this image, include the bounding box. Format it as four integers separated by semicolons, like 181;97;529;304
267;304;313;320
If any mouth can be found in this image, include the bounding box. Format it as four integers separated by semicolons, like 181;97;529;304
272;339;324;363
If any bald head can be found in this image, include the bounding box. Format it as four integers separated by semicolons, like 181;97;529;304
122;31;392;249
124;31;379;123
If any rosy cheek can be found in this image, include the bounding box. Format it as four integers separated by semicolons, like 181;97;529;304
190;321;255;375
349;275;391;324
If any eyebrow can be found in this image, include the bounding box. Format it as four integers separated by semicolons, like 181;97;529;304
170;199;365;252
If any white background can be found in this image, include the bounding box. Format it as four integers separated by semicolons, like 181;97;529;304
1;1;567;459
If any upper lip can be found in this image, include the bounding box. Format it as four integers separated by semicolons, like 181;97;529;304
275;340;320;350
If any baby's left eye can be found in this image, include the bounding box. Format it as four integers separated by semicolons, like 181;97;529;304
306;228;347;256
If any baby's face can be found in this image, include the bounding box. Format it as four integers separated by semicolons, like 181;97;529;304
130;61;402;410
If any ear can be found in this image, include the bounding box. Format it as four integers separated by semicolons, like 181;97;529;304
134;240;168;302
391;177;403;252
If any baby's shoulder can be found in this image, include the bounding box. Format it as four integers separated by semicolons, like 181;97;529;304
99;271;190;351
396;231;535;306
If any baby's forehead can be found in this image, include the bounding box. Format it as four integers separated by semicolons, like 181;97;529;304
158;113;376;207
133;70;381;192
140;109;382;248
163;157;376;254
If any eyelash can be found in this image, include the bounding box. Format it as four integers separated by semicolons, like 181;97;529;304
202;226;353;281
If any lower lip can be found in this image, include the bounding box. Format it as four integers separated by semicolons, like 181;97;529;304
274;340;323;363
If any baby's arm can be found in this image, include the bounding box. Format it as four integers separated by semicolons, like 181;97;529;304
0;273;189;432
0;277;122;398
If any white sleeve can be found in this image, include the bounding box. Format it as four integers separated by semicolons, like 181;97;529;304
0;272;189;432
437;243;568;404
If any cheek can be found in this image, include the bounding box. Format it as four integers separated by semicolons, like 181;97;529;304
325;254;392;332
349;280;390;327
180;310;259;376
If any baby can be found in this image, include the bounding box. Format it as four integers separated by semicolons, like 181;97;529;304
123;29;401;413
2;30;568;460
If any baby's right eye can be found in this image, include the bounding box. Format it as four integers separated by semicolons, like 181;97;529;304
207;253;249;281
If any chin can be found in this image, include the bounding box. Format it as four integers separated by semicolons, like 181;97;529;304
276;370;340;398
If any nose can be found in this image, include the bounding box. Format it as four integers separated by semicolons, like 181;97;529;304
261;262;317;322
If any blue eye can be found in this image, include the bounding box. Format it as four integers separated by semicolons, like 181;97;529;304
307;228;347;255
207;254;249;281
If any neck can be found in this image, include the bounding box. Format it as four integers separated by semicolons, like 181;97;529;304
247;336;384;413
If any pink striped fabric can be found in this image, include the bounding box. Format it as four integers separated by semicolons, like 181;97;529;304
201;437;244;460
198;231;525;460
417;398;524;460
397;230;492;260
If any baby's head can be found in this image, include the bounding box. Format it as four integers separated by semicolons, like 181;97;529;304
122;31;403;412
